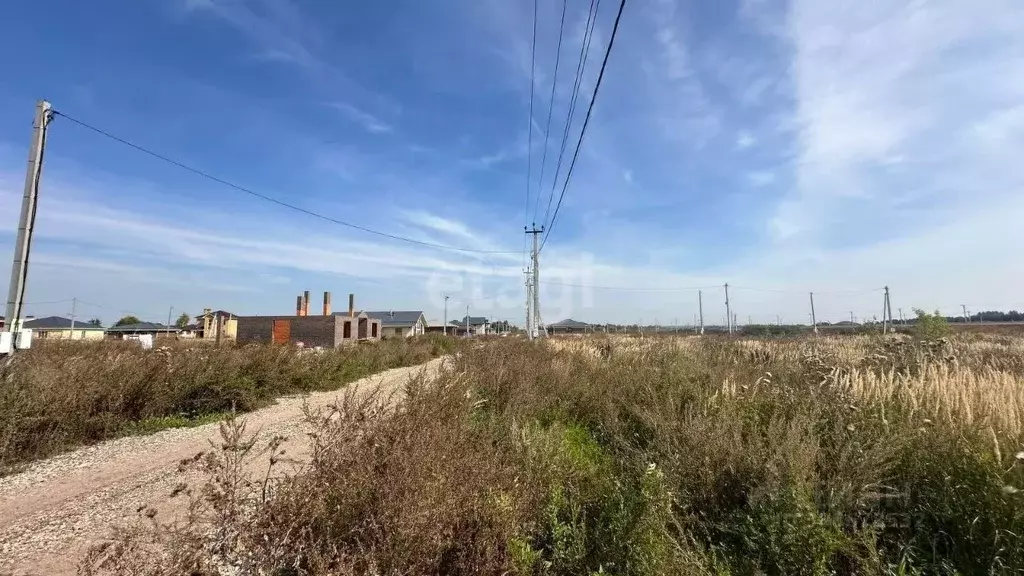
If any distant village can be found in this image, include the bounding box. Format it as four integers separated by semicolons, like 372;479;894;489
3;291;594;348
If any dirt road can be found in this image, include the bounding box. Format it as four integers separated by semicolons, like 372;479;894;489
0;358;446;575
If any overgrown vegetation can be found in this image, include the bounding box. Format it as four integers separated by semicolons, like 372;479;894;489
913;308;952;341
0;335;458;472
86;334;1024;575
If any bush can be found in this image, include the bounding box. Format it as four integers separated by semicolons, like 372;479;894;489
85;335;1024;575
913;308;951;341
0;335;458;471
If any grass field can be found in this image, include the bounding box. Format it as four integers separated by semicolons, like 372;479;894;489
83;333;1024;574
0;336;458;473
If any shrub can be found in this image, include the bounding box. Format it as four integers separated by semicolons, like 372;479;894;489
84;334;1024;575
913;308;951;341
0;335;458;471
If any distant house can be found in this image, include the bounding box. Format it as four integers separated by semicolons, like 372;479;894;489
452;316;490;336
23;316;106;340
105;322;180;339
196;309;237;341
548;319;591;334
236;292;381;348
364;311;427;338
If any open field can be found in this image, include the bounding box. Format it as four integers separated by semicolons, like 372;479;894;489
0;336;458;472
80;333;1024;575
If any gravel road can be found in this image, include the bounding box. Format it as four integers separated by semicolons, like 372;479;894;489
0;357;446;575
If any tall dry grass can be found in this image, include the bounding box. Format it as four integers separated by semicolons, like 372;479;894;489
0;335;458;472
85;334;1024;575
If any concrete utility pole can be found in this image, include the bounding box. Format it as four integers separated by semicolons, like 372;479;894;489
166;306;174;337
443;295;449;336
883;286;892;333
961;304;969;324
698;289;705;335
523;269;532;339
69;297;77;339
850;311;855;324
809;292;818;335
776;314;781;327
465;304;470;337
5;100;53;337
524;226;545;340
724;283;732;335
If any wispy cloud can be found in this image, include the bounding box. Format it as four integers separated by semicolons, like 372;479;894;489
329;102;393;134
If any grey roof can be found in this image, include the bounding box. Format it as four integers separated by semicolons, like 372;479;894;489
452;316;489;326
549;318;590;328
23;316;105;330
363;311;425;327
105;322;178;333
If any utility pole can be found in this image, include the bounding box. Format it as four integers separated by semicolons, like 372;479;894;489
443;294;449;336
883;286;892;333
525;225;545;339
465;304;470;337
809;292;818;335
961;304;969;324
523;269;532;339
850;311;855;324
724;283;732;335
5;100;53;337
68;297;77;340
698;289;705;335
776;314;781;327
166;306;174;338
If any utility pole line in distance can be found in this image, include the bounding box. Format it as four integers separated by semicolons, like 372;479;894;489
962;304;969;324
5;100;53;338
526;225;544;339
443;295;449;337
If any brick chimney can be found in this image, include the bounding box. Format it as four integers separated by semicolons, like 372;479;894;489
348;293;355;317
295;295;303;316
323;291;331;316
303;290;310;317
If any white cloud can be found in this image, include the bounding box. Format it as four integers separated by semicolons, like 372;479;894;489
776;0;1024;241
736;131;756;149
329;102;392;134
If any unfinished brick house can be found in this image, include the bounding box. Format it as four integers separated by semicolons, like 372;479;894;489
235;292;380;347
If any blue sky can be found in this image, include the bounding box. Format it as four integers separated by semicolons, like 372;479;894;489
0;0;1022;326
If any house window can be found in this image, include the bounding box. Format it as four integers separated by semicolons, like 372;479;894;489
343;321;351;339
372;324;378;338
395;328;403;337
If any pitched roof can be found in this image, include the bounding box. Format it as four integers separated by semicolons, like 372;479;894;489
23;316;105;330
549;319;590;328
363;311;425;327
451;316;489;326
105;322;178;333
194;310;235;318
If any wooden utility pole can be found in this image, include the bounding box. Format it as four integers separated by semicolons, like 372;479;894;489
5;101;53;338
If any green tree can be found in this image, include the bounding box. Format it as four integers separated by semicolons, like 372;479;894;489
175;312;190;328
913;308;950;341
86;318;102;327
114;315;141;327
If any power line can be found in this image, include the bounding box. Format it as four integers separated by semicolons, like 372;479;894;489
539;279;716;292
532;0;569;223
542;0;600;229
524;0;539;230
51;111;520;255
540;0;626;252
